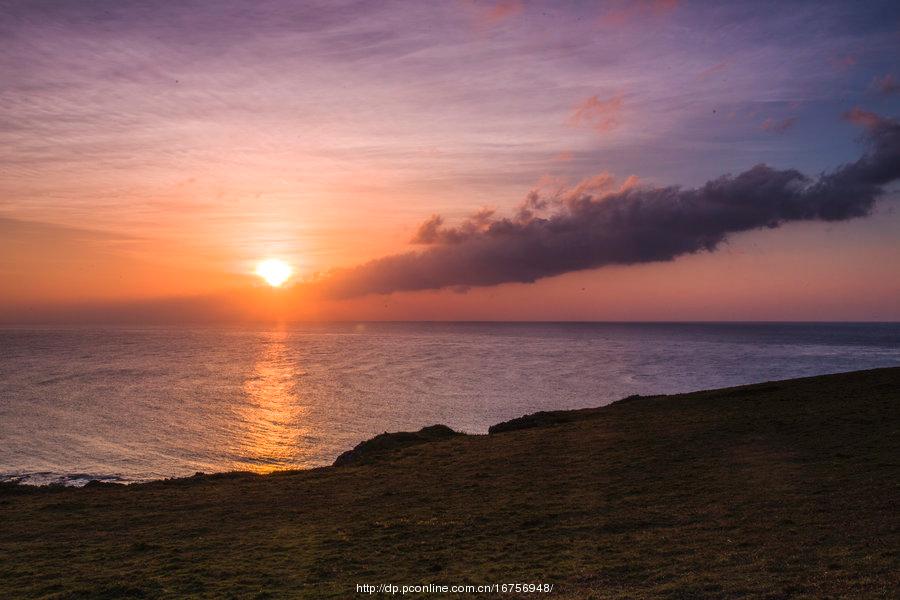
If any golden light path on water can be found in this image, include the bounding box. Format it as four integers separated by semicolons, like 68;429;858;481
233;329;306;473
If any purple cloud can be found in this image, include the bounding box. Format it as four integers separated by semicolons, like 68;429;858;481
871;74;898;96
321;112;900;298
761;116;798;134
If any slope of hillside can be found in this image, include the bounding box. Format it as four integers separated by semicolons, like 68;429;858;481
1;367;898;599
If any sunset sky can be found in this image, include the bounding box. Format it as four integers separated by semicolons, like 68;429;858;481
1;0;899;322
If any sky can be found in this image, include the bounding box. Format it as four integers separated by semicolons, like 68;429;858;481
1;0;899;322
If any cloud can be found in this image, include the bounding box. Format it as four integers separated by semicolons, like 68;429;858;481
467;0;524;28
320;112;900;298
570;94;624;133
597;0;679;27
761;116;798;134
829;54;857;70
871;74;898;96
844;107;882;128
698;60;730;80
411;208;496;245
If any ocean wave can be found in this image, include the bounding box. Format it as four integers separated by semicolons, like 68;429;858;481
0;472;133;487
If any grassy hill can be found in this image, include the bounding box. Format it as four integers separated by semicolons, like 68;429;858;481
1;367;898;599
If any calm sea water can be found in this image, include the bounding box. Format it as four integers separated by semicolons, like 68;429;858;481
1;322;898;485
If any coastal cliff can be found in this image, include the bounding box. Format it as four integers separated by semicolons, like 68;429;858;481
1;367;898;598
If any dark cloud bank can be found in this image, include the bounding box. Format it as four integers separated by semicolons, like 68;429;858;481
322;111;900;298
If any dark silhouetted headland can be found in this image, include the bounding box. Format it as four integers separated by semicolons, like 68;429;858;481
1;368;898;598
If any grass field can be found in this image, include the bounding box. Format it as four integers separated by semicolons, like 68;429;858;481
1;367;898;599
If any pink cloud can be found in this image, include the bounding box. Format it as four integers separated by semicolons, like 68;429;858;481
563;173;617;199
843;107;882;128
829;54;857;70
597;0;679;28
467;0;523;28
412;207;496;244
519;172;641;220
761;116;798;134
698;60;730;80
871;74;898;96
569;94;624;133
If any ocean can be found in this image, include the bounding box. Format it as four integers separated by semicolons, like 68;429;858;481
1;322;898;485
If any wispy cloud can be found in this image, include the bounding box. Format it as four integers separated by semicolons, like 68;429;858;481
698;60;730;80
829;54;858;70
596;0;679;28
569;94;624;133
761;116;798;134
871;74;898;95
467;0;524;27
844;106;883;128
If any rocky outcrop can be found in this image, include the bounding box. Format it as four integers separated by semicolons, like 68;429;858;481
333;424;460;466
488;395;650;434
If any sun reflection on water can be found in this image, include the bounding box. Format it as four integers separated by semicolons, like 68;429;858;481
233;329;306;473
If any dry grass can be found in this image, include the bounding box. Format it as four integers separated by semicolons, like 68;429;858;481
1;367;898;599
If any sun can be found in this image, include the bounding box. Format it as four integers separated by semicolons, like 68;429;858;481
255;259;293;287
